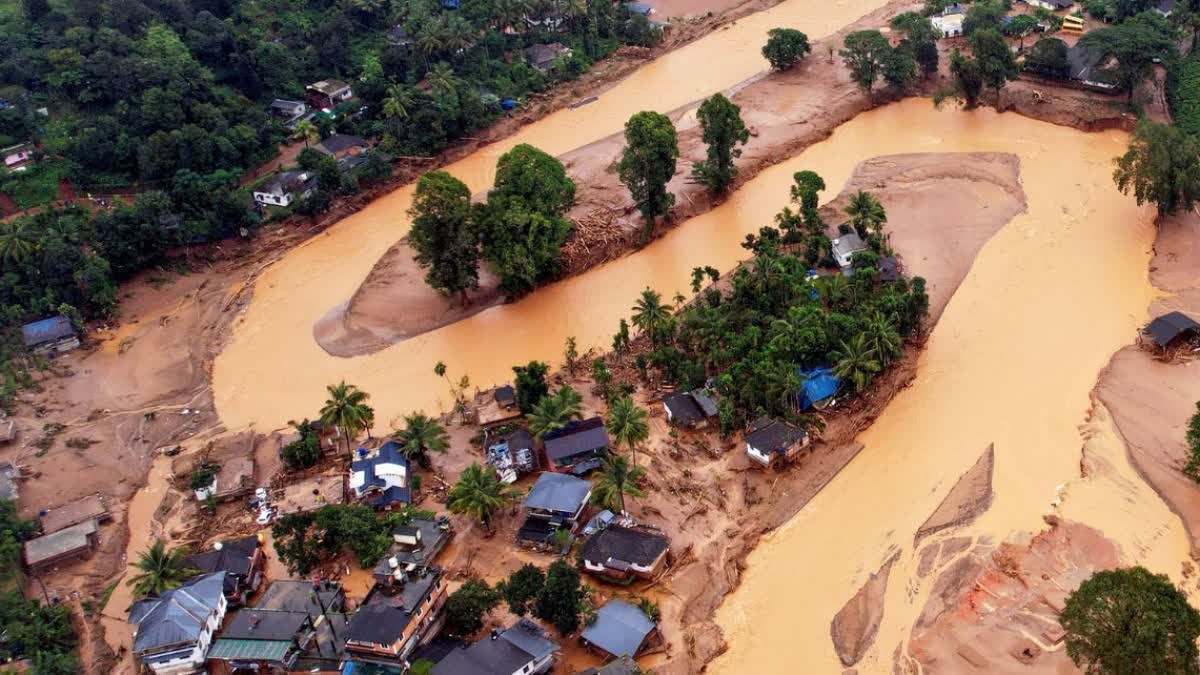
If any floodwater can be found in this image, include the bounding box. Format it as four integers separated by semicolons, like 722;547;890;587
212;0;894;430
708;104;1193;672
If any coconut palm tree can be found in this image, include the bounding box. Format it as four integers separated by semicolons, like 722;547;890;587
817;274;849;310
443;15;477;55
415;23;444;67
427;62;460;100
831;333;882;394
605;395;649;464
447;463;517;532
382;84;416;120
292;118;319;147
528;386;582;438
844;190;887;239
0;220;39;266
863;312;903;366
319;381;375;458
127;540;197;598
592;455;647;513
392;412;449;468
631;288;672;345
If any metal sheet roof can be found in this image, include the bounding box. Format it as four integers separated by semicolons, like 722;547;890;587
209;638;293;661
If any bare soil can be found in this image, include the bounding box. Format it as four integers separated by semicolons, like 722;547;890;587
914;444;995;545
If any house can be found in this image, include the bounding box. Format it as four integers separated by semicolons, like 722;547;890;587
517;472;591;549
1022;0;1074;9
351;441;410;510
930;6;964;38
257;579;345;617
253;170;318;208
269;99;308;129
543;417;609;474
1143;311;1200;350
206;609;315;674
276;472;344;516
39;493;111;534
576;655;639;675
183;535;265;607
211;455;255;502
2;142;34;172
831;233;868;268
0;462;16;502
130;572;228;675
306;80;354;109
879;256;900;283
744;416;809;467
496;385;517;410
1155;0;1175;16
432;619;558;675
623;1;653;15
343;569;448;665
581;525;670;583
386;25;414;48
662;390;717;430
21;316;80;355
315;134;368;159
24;519;100;571
794;367;841;412
372;516;454;586
487;428;539;483
477;385;524;427
525;43;572;73
579;599;658;660
1066;44;1119;91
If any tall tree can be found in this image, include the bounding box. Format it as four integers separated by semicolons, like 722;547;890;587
391;413;449;468
1113;121;1200;216
529;386;583;438
1184;401;1200;482
831;333;881;393
761;28;811;71
943;48;984;108
631;288;673;345
292;118;318;147
692;93;750;194
1061;567;1200;675
498;563;545;617
882;44;919;92
617;111;679;236
319;381;375;457
408;170;480;304
844;190;887;239
478;144;576;296
513;361;551;410
962;0;1005;36
840;30;892;97
605;395;650;464
0;220;39;265
891;12;939;77
534;559;585;634
127;540;197;598
1024;37;1070;79
444;579;500;635
969;29;1018;104
447;463;515;532
591;455;647;512
1080;12;1176;103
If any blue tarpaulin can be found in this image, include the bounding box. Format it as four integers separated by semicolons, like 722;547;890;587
796;367;840;410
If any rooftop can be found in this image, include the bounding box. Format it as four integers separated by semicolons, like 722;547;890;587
184;535;259;579
346;570;441;646
372;516;453;580
663;391;705;427
308;79;351;96
256;579;345;619
832;233;867;260
543;417;609;464
24;518;96;567
523;472;591;514
577;655;640;675
0;462;15;501
432;619;557;675
351;441;410;507
21;316;76;348
40;494;108;534
276;472;344;516
318;134;368;155
130;572;226;654
580;599;655;658
1145;311;1200;349
581;525;669;568
744;417;807;455
219;608;310;642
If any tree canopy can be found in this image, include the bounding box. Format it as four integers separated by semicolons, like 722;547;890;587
840;30;893;96
1061;566;1200;675
618;111;679;234
1024;38;1071;79
1080;11;1177;102
1113;121;1200;216
692;93;750;194
969;29;1019;104
409;170;480;304
762;28;812;71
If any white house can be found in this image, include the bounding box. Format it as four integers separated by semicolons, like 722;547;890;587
931;12;964;38
130;572;227;675
351;441;411;509
831;232;868;268
744;417;809;468
252;170;317;208
1022;0;1075;10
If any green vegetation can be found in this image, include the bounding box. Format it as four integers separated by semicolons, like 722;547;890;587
1080;11;1176;103
280;418;324;471
444;578;501;636
942;48;986;108
625;170;928;427
319;381;375;457
498;563;545;616
534;559;586;634
0;591;79;674
188;462;219;491
128;539;197;598
605;395;649;463
962;0;1006;36
0;500;37;586
391;412;449;468
1024;38;1071;80
446;463;517;532
692;94;750;194
1061;566;1200;675
890;13;939;78
1113;121;1200;216
513;360;551;410
529;385;583;438
1169;54;1200;136
840;30;913;97
591;455;647;512
409;170;479;303
618;111;679;235
271;504;428;575
970;29;1019;104
1183;402;1200;482
761;28;812;71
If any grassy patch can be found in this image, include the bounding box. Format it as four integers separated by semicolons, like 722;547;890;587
0;161;65;209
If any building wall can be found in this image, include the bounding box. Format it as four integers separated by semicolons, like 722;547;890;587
254;191;293;207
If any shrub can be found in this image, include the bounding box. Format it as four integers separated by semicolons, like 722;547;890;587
1170;56;1200;136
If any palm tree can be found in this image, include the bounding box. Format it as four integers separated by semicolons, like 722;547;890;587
528;386;583;438
844;190;887;239
443;15;477;55
447;463;516;532
831;333;882;394
591;455;647;513
631;288;672;344
427;62;460;100
605;395;649;464
292;118;319;147
415;23;444;67
0;220;39;266
382;84;416;120
392;412;449;468
817;274;849;310
127;540;197;598
863;312;903;365
319;381;375;458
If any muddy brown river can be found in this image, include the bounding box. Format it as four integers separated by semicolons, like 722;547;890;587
208;1;1195;670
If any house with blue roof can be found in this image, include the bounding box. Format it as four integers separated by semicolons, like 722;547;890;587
21;315;79;355
129;572;228;674
351;441;411;511
580;599;659;660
